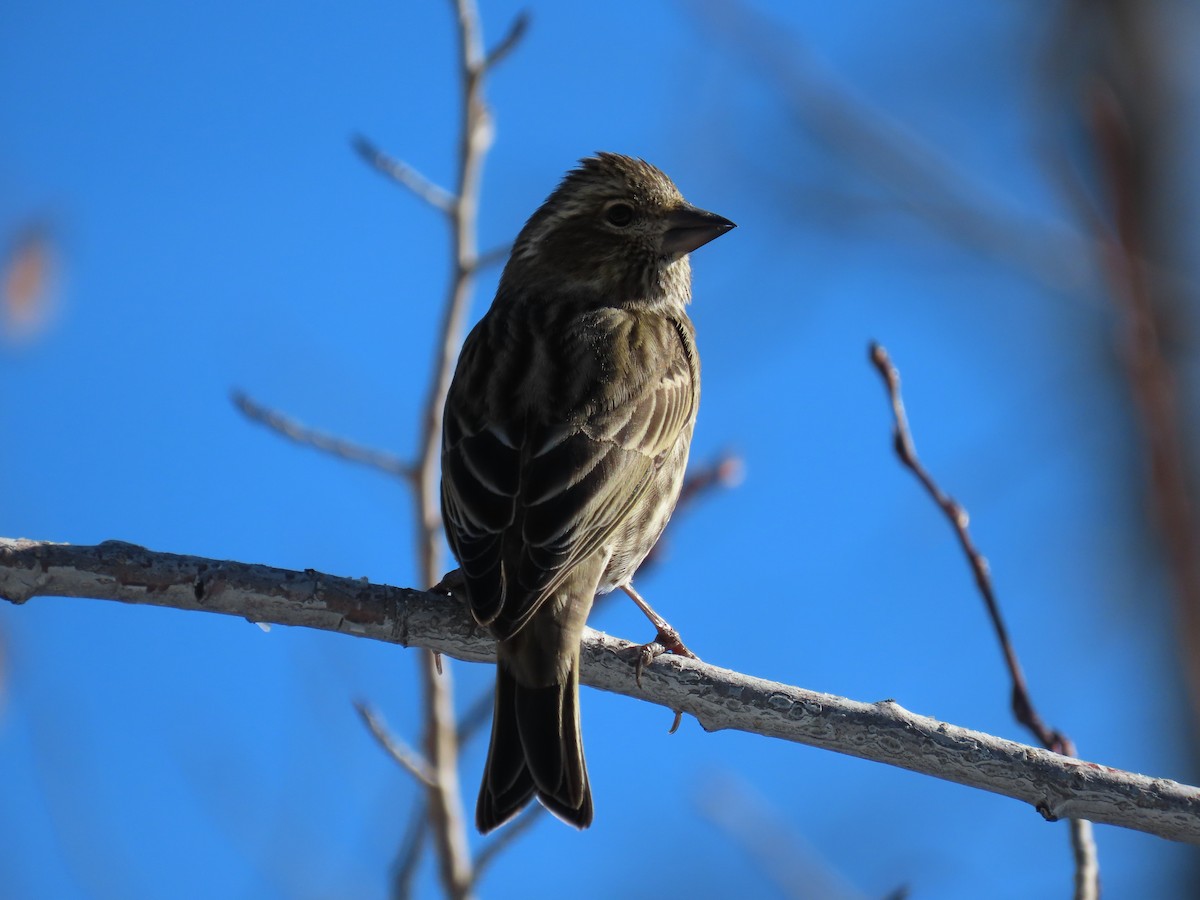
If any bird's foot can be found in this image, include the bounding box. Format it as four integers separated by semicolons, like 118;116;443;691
431;567;466;597
619;582;698;685
630;626;698;688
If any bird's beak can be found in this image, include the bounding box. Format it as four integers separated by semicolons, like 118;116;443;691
662;203;736;255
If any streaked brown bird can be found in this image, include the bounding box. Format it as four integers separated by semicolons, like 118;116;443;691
441;153;734;832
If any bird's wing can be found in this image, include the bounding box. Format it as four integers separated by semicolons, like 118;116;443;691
441;309;696;640
441;319;520;625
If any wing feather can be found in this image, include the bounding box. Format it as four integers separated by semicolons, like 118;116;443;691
441;304;697;639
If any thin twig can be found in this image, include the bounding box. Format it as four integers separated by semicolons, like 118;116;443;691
231;390;415;482
639;451;743;571
472;805;543;883
868;343;1064;752
457;690;493;745
869;343;1099;899
696;772;872;900
474;243;513;271
483;11;529;70
392;805;430;900
356;701;437;788
352;135;455;214
676;451;744;510
692;0;1091;297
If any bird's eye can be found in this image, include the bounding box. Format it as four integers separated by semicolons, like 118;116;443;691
604;202;634;227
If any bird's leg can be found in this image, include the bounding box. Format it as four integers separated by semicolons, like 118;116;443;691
621;582;695;656
621;583;697;686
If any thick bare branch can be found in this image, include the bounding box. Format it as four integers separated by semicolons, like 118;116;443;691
4;537;1199;847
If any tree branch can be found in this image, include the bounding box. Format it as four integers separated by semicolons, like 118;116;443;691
392;805;429;900
356;701;438;788
231;390;415;482
352;135;456;214
483;11;529;71
5;537;1199;847
395;1;505;893
869;341;1098;899
868;344;1066;752
471;805;542;885
691;0;1092;297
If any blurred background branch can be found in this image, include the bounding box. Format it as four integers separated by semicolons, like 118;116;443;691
1056;0;1200;733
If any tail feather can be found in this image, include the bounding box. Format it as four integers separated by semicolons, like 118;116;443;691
477;661;592;833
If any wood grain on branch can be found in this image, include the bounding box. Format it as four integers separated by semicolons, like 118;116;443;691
4;537;1199;847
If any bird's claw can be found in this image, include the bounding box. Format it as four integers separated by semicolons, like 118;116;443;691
631;628;698;687
431;568;466;597
633;641;665;687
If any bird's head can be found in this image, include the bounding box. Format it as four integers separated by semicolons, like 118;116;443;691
503;153;735;308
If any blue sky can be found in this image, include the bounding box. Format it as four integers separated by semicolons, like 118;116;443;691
3;1;1197;897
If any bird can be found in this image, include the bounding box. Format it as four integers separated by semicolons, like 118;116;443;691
440;152;734;833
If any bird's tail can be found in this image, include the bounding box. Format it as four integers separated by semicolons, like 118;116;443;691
476;652;593;833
